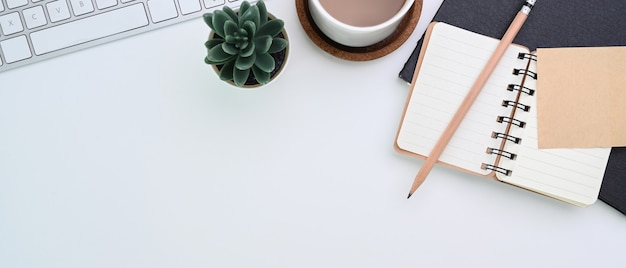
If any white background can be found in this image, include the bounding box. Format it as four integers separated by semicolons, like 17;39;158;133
1;1;624;267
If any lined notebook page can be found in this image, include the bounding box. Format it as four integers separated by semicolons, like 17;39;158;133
396;23;529;175
499;66;611;206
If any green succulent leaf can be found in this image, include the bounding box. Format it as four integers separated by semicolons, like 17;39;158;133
208;44;235;63
235;54;256;70
222;6;239;24
203;13;214;30
225;35;235;43
238;41;249;51
268;38;287;53
218;60;236;81
205;38;224;49
240;6;260;30
238;1;250;18
253;35;272;54
254;53;275;73
222;43;238;55
206;54;234;65
257;0;268;25
204;56;217;65
224;20;239;37
212;11;232;37
242;21;256;39
240;42;255;57
238;28;249;38
256;19;284;37
252;65;270;85
233;68;250;87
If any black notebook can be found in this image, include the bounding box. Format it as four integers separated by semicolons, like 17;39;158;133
399;0;626;214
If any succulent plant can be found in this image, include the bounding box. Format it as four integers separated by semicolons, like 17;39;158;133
203;0;288;86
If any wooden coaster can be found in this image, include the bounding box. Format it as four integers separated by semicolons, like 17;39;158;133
295;0;422;61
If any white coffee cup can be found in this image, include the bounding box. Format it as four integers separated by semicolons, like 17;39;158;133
308;0;415;47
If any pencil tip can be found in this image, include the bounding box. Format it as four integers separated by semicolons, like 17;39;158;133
407;193;412;199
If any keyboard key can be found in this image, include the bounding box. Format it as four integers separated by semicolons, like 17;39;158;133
0;35;32;63
6;0;28;9
70;0;95;16
147;0;178;23
30;3;149;55
23;6;47;29
47;0;72;22
0;12;23;35
204;0;224;9
95;0;117;10
178;0;201;15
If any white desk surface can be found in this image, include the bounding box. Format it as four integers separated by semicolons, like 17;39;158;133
1;1;625;267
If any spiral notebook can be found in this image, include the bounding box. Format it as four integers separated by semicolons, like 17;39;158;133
394;22;611;206
397;0;626;214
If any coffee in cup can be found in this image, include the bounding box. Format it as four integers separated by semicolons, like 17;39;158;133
318;0;406;27
308;0;414;47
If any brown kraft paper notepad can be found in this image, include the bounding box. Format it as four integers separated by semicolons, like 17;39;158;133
536;46;626;149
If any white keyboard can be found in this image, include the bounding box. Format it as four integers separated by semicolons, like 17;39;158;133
0;0;253;73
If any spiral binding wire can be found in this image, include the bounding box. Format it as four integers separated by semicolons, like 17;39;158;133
502;100;531;111
497;116;526;128
481;163;512;176
486;147;517;160
482;52;538;176
517;52;537;61
491;131;521;144
507;84;535;96
513;68;537;79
